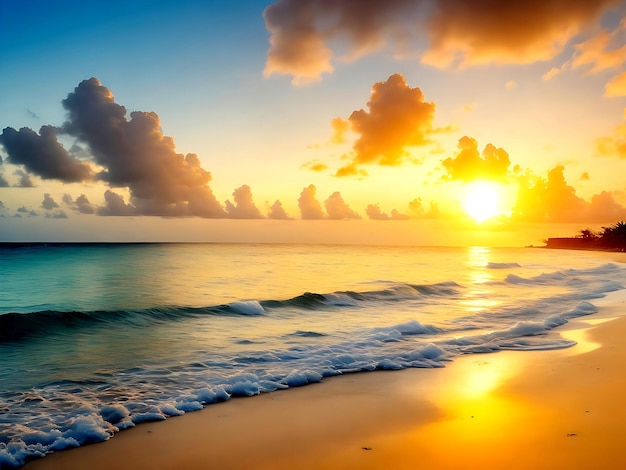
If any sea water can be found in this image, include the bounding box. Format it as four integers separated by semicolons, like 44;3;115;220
0;243;624;468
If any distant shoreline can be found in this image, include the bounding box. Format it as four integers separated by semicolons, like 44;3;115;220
540;236;626;252
538;246;626;252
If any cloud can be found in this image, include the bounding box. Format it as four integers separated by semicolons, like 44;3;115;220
595;124;626;158
75;194;95;215
324;192;360;219
14;169;35;188
505;80;517;89
45;210;69;219
97;190;137;216
548;19;626;94
513;165;626;222
335;162;367;178
366;204;389;220
263;0;422;84
365;204;410;220
302;161;329;172
0;173;9;187
330;117;349;144
267;200;290;219
262;0;617;82
16;206;38;217
224;185;264;219
335;74;437;176
60;78;226;218
41;193;60;210
605;71;626;97
64;193;96;214
26;108;40;120
422;0;618;69
442;136;510;182
408;197;442;219
571;19;626;74
298;184;325;219
588;190;626;222
0;125;93;182
514;165;585;222
542;67;562;80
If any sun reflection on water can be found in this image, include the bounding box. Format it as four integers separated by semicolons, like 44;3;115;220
460;246;500;313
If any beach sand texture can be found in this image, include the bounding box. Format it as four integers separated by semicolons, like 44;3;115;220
24;306;626;470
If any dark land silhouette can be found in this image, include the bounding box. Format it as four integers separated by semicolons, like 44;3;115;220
546;221;626;251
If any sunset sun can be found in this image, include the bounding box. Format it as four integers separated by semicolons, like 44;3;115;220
463;184;501;224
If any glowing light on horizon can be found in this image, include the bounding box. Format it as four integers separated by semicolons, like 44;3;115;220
462;183;501;224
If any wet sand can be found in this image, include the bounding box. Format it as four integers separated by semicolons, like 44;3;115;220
24;307;626;470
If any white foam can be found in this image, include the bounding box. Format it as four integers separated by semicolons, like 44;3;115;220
100;404;130;424
4;258;626;467
197;387;230;404
282;370;323;387
228;300;265;315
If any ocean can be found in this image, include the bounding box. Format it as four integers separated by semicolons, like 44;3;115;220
1;243;625;468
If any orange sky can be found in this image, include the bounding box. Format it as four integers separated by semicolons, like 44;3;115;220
1;0;625;244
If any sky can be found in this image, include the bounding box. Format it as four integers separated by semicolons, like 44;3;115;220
1;0;626;245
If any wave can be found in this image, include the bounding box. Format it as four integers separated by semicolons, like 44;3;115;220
2;262;622;343
486;262;521;269
0;281;463;343
504;263;621;286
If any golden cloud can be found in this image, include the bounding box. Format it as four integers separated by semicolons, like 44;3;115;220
605;71;626;97
263;0;618;82
595;123;626;158
571;19;626;74
442;136;510;182
335;74;437;176
513;165;626;222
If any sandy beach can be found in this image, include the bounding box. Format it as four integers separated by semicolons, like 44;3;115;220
21;300;626;470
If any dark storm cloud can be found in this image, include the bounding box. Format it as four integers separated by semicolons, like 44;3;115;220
0;125;93;182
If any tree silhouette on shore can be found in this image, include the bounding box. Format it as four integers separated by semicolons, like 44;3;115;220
578;221;626;250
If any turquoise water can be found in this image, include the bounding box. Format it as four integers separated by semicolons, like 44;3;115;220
0;244;624;467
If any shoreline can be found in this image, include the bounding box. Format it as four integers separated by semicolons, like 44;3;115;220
534;245;626;253
23;301;626;470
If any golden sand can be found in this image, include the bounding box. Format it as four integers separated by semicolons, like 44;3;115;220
24;308;626;470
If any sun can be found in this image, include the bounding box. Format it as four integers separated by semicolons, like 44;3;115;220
463;183;501;224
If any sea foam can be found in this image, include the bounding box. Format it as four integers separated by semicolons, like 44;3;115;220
2;247;625;468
